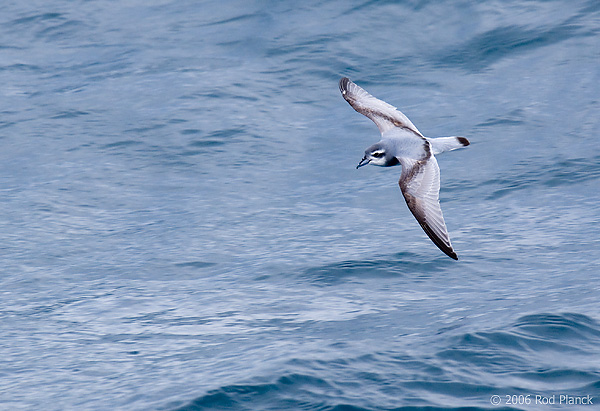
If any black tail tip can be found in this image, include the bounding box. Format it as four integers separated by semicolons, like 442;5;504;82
457;137;470;147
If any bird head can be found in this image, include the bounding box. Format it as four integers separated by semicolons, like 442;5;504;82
357;142;398;168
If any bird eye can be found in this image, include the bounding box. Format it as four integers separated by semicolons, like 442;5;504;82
372;152;384;158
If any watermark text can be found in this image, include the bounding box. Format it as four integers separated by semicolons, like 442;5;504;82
490;394;594;406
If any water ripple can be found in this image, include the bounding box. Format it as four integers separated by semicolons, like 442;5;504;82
433;23;587;71
174;313;600;410
444;155;600;200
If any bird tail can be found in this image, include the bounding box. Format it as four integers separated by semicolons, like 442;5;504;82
427;136;470;155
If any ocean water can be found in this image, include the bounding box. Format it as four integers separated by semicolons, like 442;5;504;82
1;0;599;410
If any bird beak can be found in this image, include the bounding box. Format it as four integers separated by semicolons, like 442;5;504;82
356;157;370;169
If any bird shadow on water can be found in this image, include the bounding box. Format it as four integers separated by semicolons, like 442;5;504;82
300;252;455;287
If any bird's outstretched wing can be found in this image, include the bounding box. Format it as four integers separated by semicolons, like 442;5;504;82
339;77;422;136
398;154;458;260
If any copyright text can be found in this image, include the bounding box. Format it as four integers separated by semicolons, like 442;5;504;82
490;394;593;406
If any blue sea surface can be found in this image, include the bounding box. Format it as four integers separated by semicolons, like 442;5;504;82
1;1;599;410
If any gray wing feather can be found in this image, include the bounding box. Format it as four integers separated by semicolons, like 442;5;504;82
339;77;423;136
398;154;458;260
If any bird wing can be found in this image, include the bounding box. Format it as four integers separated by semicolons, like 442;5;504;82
398;153;458;260
339;77;422;136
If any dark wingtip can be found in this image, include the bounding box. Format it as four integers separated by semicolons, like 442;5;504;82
443;247;459;260
457;137;470;147
339;77;350;93
418;221;459;260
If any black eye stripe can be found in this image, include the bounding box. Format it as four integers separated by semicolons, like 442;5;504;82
372;152;384;158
